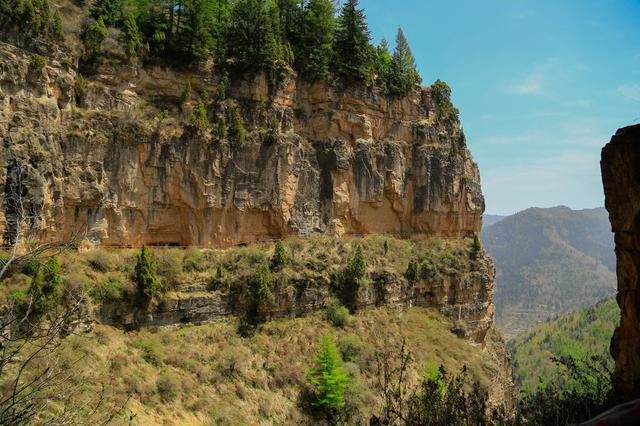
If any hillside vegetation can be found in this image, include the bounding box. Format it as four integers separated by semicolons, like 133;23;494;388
20;307;508;424
510;298;619;394
481;206;616;338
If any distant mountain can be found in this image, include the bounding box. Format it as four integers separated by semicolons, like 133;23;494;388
482;206;616;339
483;214;506;228
509;298;619;393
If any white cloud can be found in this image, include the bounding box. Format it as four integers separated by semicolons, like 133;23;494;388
509;71;544;95
617;84;640;102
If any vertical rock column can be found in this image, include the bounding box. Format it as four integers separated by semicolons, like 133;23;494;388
601;124;640;395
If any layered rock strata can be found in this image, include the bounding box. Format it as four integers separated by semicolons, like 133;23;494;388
0;41;483;247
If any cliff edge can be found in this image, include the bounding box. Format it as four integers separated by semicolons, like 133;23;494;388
601;124;640;395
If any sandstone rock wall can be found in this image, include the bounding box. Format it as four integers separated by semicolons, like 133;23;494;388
0;41;484;247
601;124;640;395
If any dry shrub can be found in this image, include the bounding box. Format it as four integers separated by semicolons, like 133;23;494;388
86;249;114;272
156;370;181;401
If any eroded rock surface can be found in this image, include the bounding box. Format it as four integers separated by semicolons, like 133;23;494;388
601;124;640;395
0;41;483;247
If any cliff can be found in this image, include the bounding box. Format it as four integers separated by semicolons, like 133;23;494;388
601;124;640;396
0;39;483;247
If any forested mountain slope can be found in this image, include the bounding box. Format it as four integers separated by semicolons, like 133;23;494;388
482;206;616;338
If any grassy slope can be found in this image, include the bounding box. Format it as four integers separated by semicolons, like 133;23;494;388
509;298;619;394
481;206;616;338
48;307;505;425
1;236;507;424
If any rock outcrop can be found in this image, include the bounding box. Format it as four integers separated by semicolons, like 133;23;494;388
0;40;483;247
101;242;495;344
601;124;640;395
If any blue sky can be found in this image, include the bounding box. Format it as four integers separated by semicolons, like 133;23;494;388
360;0;640;215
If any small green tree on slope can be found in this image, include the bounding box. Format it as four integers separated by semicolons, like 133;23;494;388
135;245;158;302
307;334;350;413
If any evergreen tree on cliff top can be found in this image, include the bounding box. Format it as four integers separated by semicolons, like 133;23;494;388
90;0;122;27
389;27;421;94
333;0;374;83
226;0;290;70
295;0;335;79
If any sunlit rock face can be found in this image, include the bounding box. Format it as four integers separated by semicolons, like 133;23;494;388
0;41;483;247
601;124;640;395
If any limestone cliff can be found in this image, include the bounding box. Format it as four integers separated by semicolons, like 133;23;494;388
0;40;483;247
601;124;640;396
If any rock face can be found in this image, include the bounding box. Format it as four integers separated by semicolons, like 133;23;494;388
0;41;483;247
601;124;640;396
101;245;495;344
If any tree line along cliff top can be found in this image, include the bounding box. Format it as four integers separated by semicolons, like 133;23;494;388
0;0;447;98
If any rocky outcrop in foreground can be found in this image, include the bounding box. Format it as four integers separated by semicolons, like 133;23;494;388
601;124;640;395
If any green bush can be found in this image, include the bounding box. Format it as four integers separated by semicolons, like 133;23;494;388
155;249;183;291
182;250;205;273
156;371;180;401
346;246;366;282
214;116;226;140
248;262;275;306
74;75;86;101
405;258;419;284
430;79;460;124
82;16;108;58
29;54;47;70
90;276;125;303
263;118;279;145
326;302;351;327
228;108;246;147
471;234;482;258
216;73;228;101
338;335;363;362
419;258;435;279
211;264;231;291
28;257;64;316
180;81;192;103
270;241;290;271
134;245;159;302
121;12;141;60
86;249;114;272
189;98;209;133
341;246;366;311
307;334;350;413
51;9;63;39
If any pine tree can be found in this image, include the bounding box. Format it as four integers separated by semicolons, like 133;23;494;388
307;334;350;412
295;0;335;78
121;12;142;60
83;16;108;57
135;245;159;301
405;258;419;284
180;0;215;59
228;108;246;147
226;0;287;70
389;27;421;94
333;0;374;83
375;37;392;90
189;98;209;133
90;0;122;27
270;241;290;270
249;261;275;305
346;245;366;281
51;8;63;40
